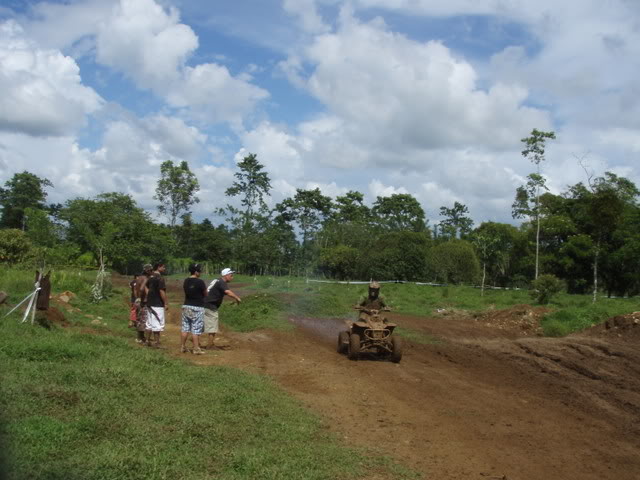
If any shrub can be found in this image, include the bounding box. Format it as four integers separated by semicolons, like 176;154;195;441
530;274;564;304
0;229;33;264
426;240;480;284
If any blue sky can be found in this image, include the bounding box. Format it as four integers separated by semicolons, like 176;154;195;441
1;0;639;227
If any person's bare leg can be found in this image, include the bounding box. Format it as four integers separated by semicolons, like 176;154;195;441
180;331;189;352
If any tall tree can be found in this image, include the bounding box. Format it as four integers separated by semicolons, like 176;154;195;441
0;171;53;229
472;222;522;287
372;193;426;232
275;188;333;269
62;193;174;273
583;173;637;301
224;153;272;226
439;202;474;239
154;160;200;228
471;232;499;296
517;129;556;280
322;190;372;248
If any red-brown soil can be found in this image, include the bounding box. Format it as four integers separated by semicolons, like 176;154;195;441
138;278;640;479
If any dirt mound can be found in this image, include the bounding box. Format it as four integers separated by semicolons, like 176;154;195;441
583;312;640;341
34;306;69;328
472;304;547;335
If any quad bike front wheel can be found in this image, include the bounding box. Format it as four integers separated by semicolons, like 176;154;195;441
390;335;403;363
337;331;349;354
348;333;361;360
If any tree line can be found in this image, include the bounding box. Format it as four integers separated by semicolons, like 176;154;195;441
1;130;639;298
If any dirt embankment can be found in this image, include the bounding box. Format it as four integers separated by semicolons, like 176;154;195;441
136;278;640;480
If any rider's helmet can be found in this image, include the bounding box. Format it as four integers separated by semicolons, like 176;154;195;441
368;281;380;298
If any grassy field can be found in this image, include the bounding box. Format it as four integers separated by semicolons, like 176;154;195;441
2;267;639;479
241;275;640;337
0;268;416;480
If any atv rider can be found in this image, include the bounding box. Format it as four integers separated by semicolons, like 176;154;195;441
358;281;388;321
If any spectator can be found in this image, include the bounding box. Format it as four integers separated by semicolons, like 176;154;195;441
202;267;241;349
128;274;138;328
146;262;168;348
133;264;153;345
181;264;207;355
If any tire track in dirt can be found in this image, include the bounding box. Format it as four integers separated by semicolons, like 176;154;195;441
150;279;640;480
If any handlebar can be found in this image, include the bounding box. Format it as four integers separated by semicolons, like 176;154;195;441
353;306;391;313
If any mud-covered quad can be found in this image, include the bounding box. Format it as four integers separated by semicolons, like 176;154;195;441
337;306;403;363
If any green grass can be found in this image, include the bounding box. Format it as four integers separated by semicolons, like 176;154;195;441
0;267;94;304
0;267;416;479
0;321;413;479
243;276;640;338
540;297;640;337
220;293;293;332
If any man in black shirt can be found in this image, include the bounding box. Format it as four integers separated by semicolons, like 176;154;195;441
146;262;168;348
181;263;207;354
202;267;241;349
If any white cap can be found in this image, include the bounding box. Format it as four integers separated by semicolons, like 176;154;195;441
221;268;235;276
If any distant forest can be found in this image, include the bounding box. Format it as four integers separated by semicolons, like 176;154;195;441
1;130;639;298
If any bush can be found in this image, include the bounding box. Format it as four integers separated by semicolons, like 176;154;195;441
318;245;360;280
0;229;33;264
426;240;480;284
530;274;564;304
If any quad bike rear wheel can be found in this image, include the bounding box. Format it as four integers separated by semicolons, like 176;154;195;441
390;335;403;363
337;331;349;354
348;333;361;360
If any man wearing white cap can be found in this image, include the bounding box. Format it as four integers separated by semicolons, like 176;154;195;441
202;268;241;349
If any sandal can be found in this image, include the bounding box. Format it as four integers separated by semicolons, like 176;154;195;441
192;348;205;355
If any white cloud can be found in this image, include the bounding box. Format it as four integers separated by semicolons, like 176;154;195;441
93;0;268;125
368;180;407;198
0;20;103;137
597;128;640;154
236;123;304;182
21;0;116;53
282;0;330;35
0;113;213;213
304;181;347;198
95;0;198;92
283;11;549;163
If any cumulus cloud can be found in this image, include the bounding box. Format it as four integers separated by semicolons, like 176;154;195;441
236;123;305;182
15;0;269;127
20;0;116;53
0;20;103;137
282;0;330;35
281;10;549;167
93;0;268;125
95;0;198;92
0;113;214;214
368;180;408;198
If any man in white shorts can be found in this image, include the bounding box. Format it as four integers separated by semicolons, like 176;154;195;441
202;268;241;349
145;262;168;348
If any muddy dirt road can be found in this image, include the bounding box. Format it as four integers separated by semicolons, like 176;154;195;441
155;280;640;480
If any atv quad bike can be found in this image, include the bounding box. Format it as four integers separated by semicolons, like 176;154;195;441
337;306;403;363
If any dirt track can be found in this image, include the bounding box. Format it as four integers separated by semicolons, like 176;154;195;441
154;280;640;480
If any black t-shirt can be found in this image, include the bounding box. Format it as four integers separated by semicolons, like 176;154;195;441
204;278;228;309
183;277;206;307
146;274;166;307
